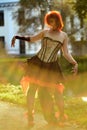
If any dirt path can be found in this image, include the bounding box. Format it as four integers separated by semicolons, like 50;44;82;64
0;101;86;130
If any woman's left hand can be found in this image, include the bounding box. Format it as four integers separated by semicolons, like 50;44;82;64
72;63;78;75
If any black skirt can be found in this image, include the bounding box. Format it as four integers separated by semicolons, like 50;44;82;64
20;56;64;94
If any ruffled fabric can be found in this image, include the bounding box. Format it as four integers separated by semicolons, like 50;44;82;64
20;76;64;95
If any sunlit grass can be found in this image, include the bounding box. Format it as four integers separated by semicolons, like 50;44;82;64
0;57;25;84
64;72;87;96
0;83;87;128
65;97;87;128
0;57;87;128
0;83;26;106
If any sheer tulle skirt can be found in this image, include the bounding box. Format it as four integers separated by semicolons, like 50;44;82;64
20;56;64;94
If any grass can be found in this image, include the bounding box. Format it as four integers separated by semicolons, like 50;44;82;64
0;57;25;84
0;83;87;128
65;97;87;128
64;72;87;96
0;83;26;105
0;57;87;128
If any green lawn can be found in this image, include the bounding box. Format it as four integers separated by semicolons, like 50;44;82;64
0;82;87;129
0;57;25;84
0;57;87;129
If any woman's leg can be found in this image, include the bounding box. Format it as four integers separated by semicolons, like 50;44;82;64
27;84;37;126
38;87;57;124
54;89;64;120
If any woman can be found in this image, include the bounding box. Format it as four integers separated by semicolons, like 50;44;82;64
11;11;78;127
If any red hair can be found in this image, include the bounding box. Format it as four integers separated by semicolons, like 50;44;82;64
44;11;64;30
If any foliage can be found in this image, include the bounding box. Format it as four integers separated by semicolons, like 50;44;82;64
60;55;87;74
71;0;87;29
73;0;87;19
13;0;87;42
15;0;49;32
0;83;26;106
19;0;48;8
14;0;73;33
65;0;87;39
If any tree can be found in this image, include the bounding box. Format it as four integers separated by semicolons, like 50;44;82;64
14;0;51;33
73;0;87;21
14;0;73;33
72;0;87;32
72;0;87;40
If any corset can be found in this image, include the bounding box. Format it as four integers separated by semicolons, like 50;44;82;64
37;37;63;62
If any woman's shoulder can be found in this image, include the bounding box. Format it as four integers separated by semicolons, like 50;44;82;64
39;29;49;35
60;31;68;37
60;31;68;40
40;29;50;37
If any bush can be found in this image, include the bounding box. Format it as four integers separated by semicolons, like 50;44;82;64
59;56;87;74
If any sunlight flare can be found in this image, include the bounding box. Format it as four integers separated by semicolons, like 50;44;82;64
81;97;87;102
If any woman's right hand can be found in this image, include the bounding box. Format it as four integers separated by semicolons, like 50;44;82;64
72;63;78;76
11;36;16;47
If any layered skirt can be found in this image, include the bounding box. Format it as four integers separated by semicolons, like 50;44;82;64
20;56;64;95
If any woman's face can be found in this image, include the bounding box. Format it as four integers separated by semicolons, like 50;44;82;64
48;18;59;30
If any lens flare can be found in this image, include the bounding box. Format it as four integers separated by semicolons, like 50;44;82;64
81;97;87;102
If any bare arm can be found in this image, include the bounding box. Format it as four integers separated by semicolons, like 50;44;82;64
30;31;44;42
11;30;45;47
61;33;78;75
